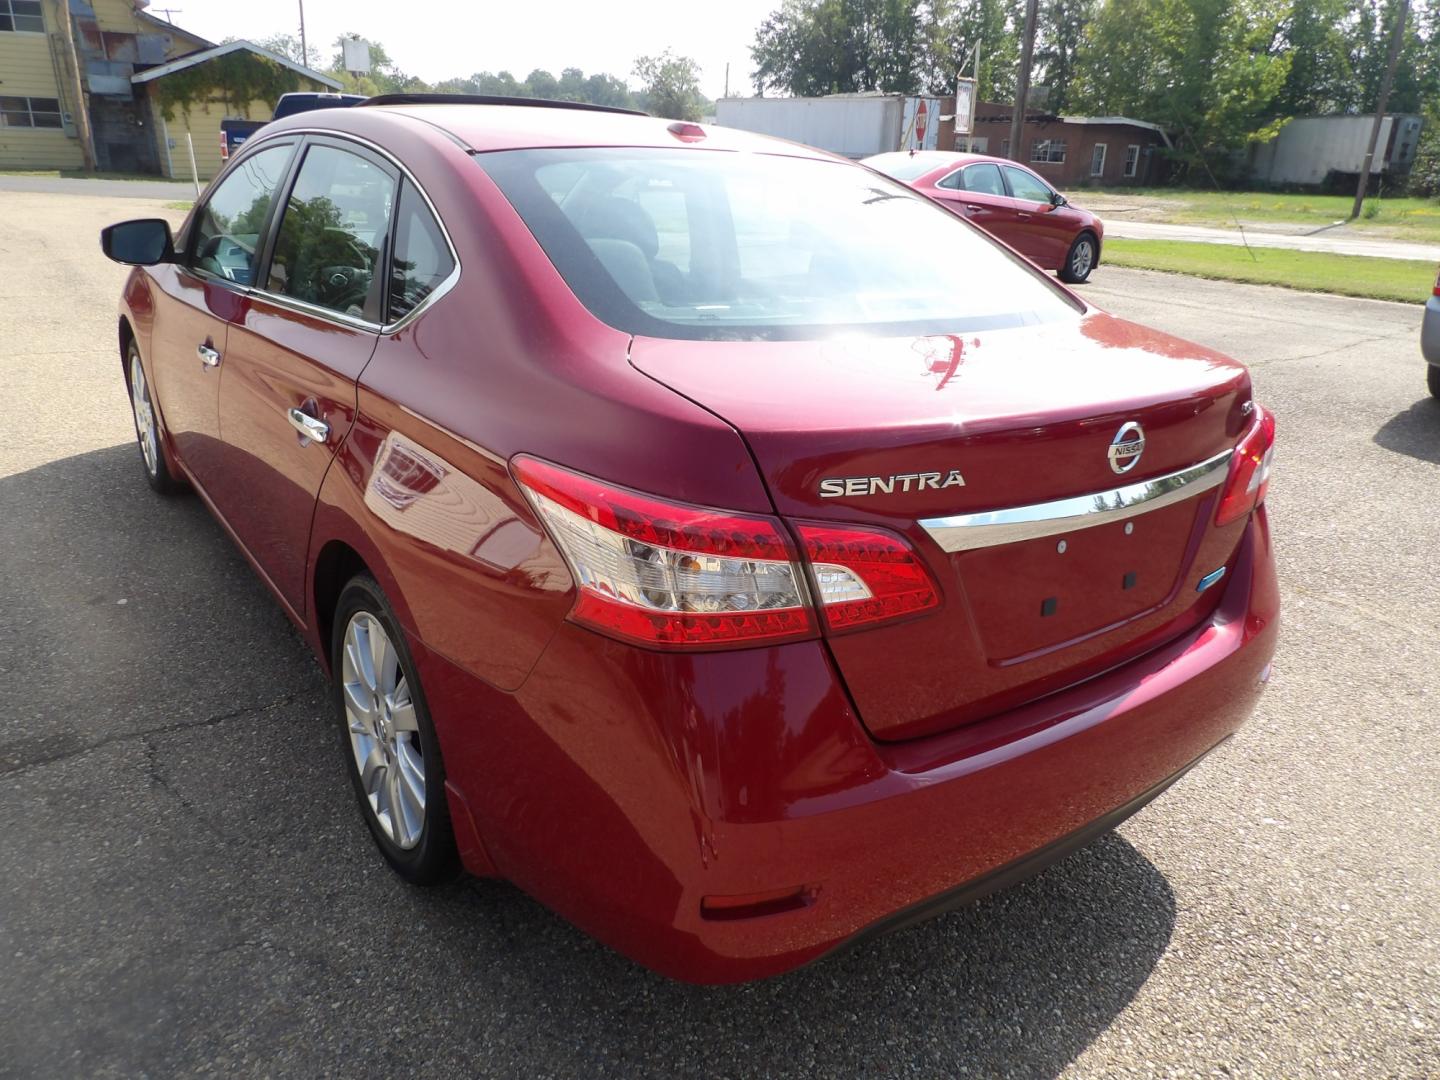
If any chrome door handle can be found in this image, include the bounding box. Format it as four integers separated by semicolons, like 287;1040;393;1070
1016;211;1033;220
965;204;983;213
197;344;221;368
286;407;330;444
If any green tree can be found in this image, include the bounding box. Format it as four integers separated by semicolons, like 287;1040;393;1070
1071;0;1289;176
253;32;322;70
633;50;705;119
1032;0;1095;112
917;0;1020;99
327;36;429;96
752;0;924;95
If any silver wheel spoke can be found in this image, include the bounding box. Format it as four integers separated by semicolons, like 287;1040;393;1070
358;739;385;794
342;679;374;726
388;682;418;733
385;764;411;847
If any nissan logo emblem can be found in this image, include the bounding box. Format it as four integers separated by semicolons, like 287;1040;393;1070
1108;422;1146;474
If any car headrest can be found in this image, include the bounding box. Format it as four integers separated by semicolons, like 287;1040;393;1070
576;198;659;260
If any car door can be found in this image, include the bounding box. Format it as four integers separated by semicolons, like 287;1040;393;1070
999;164;1071;268
147;141;297;489
933;162;1023;244
210;137;398;616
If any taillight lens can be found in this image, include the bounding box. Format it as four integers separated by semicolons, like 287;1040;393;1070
797;523;941;633
512;458;944;650
512;457;815;649
1215;407;1276;527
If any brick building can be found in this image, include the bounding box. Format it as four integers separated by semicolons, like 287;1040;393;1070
942;102;1172;187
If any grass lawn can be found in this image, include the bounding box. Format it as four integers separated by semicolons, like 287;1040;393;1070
1102;238;1435;304
0;168;175;182
1088;187;1440;242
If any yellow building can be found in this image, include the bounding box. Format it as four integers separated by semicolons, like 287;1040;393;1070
0;0;337;178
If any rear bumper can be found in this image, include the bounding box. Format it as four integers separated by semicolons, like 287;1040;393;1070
424;509;1278;984
1422;295;1440;366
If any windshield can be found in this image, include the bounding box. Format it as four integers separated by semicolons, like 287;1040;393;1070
476;147;1081;341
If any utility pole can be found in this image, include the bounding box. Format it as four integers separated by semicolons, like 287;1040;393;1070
1351;0;1409;219
298;0;308;68
54;0;95;172
1008;0;1039;163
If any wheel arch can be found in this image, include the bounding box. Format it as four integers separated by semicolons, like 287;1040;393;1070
312;538;374;674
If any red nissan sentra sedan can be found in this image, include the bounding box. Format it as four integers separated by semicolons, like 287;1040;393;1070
863;150;1106;283
102;95;1278;984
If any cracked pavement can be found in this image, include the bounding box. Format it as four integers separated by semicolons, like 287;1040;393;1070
1;190;1437;1078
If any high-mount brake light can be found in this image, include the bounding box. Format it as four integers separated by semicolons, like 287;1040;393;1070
797;523;942;632
512;459;945;650
511;457;815;649
1215;406;1276;527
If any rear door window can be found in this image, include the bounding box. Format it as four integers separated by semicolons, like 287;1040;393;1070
961;163;1006;196
190;143;293;286
266;143;397;321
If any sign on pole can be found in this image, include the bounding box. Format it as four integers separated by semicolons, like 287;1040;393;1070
954;78;976;136
342;37;371;75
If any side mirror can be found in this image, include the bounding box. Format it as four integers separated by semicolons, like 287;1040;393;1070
1050;191;1068;208
101;219;175;266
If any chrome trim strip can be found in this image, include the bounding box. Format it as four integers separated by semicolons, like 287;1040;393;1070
198;127;463;336
920;450;1233;553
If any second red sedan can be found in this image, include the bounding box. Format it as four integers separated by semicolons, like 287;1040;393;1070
865;150;1105;283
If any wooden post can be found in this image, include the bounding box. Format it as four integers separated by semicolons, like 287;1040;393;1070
1351;0;1409;220
1008;0;1039;162
54;0;96;172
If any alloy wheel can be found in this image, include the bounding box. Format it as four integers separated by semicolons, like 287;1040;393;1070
1071;238;1094;279
341;611;426;849
129;353;158;476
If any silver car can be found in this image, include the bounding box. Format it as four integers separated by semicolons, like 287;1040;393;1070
1426;265;1440;398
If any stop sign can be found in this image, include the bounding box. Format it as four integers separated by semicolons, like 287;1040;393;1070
915;99;928;143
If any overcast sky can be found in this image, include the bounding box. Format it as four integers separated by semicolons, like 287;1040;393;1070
169;0;777;98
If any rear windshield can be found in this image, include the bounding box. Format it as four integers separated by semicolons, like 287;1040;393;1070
476;147;1080;341
863;152;953;181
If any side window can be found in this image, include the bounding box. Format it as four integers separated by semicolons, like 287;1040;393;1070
190;143;293;285
388;183;455;322
1001;165;1054;205
935;170;964;191
0;0;45;32
961;163;1006;196
267;144;396;320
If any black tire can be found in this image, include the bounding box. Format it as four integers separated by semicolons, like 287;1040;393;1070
331;574;458;885
125;339;184;495
1428;364;1440;400
1059;232;1099;284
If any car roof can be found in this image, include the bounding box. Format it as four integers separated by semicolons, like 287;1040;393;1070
262;100;840;159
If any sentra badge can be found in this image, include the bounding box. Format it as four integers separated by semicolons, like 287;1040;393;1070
819;470;966;498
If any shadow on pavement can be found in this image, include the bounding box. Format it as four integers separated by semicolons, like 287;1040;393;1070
1373;396;1440;465
0;444;1177;1078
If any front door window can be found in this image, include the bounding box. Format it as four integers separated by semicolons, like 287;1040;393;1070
190;144;293;286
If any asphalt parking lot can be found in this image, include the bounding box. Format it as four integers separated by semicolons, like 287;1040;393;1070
1;189;1437;1078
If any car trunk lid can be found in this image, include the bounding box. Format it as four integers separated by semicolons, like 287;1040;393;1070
629;311;1255;741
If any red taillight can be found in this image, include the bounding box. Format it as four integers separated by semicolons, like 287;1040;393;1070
797;523;941;632
1433;266;1440;297
512;458;943;650
1215;407;1276;527
512;456;816;650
